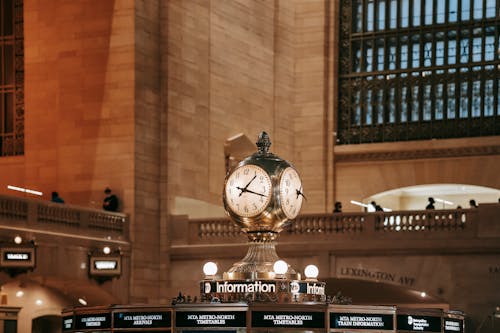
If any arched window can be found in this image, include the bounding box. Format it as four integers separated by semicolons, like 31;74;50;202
338;0;500;144
0;0;23;156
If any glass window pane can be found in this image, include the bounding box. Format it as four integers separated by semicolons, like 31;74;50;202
378;1;386;30
354;0;363;32
436;41;444;66
412;44;420;68
377;43;385;71
485;36;494;61
367;1;374;31
460;82;468;118
448;39;456;65
424;0;433;25
435;83;443;120
436;0;445;23
401;44;408;69
449;0;458;22
411;86;419;121
353;91;361;125
377;90;384;124
389;45;396;70
460;38;469;63
461;0;470;20
366;89;373;124
366;44;373;71
423;84;431;120
401;86;408;122
472;80;481;117
412;0;421;26
400;0;409;27
484;80;493;116
447;83;456;119
389;0;397;29
424;41;432;67
473;0;483;19
472;37;482;62
389;88;396;123
485;0;496;18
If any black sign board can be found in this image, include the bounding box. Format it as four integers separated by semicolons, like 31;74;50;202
444;318;463;333
330;312;394;330
62;316;74;331
397;315;441;332
252;311;325;328
176;311;246;328
75;313;112;329
89;256;121;277
0;247;36;268
114;311;171;329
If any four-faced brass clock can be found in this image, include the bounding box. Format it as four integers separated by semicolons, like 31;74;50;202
223;132;304;237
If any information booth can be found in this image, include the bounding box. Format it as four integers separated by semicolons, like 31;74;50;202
329;304;396;333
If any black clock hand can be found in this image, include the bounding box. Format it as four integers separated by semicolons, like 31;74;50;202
244;189;267;197
242;175;257;190
296;187;307;201
236;186;267;197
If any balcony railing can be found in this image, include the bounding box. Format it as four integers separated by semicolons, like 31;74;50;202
171;205;498;246
0;194;129;240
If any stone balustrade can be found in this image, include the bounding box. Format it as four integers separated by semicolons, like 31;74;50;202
0;194;128;239
176;205;497;246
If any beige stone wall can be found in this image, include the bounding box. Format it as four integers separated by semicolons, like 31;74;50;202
165;0;333;216
20;0;135;209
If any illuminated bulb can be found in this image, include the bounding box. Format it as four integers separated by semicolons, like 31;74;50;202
78;298;87;306
14;236;22;244
304;264;319;279
35;299;43;306
273;260;288;275
15;291;24;297
203;262;218;276
103;246;111;255
420;292;426;298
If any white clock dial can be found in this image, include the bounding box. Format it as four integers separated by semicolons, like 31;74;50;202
279;167;303;219
224;164;272;217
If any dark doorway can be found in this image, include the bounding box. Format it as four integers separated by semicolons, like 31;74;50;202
32;315;61;333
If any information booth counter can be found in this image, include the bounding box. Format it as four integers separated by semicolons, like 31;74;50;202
62;305;172;333
249;303;326;333
396;308;459;333
329;305;396;333
174;303;247;333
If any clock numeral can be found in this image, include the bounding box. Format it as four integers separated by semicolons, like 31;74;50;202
285;188;289;194
253;203;257;210
243;168;250;175
285;180;290;187
286;199;290;205
244;205;249;213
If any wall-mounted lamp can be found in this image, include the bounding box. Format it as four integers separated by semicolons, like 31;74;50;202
78;297;87;306
14;236;22;244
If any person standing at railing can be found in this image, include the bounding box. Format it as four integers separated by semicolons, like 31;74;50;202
469;199;478;208
333;201;342;213
425;197;435;210
103;187;119;212
51;191;65;204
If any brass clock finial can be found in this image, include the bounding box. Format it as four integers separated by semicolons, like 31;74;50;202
256;131;271;154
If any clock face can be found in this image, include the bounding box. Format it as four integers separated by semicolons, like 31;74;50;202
224;164;272;217
279;167;303;219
